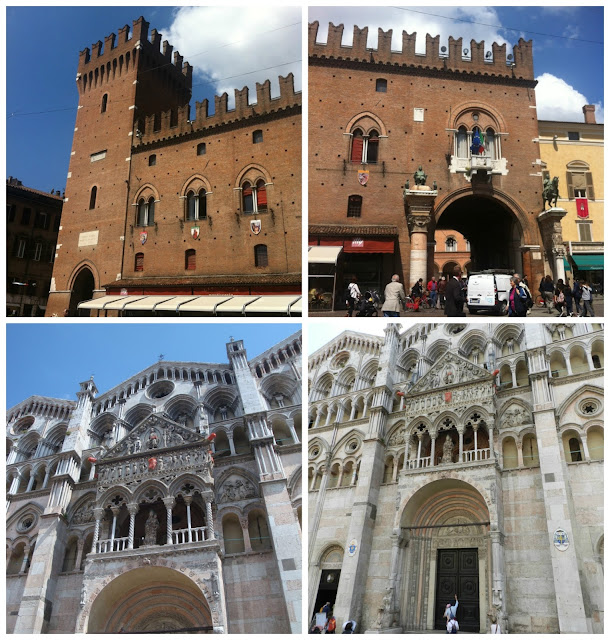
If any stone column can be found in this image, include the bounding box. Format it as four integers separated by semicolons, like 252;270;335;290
490;530;508;633
404;187;437;285
42;467;52;489
164;497;175;545
92;508;104;548
205;498;215;540
109;506;120;545
19;545;31;574
241;517;253;552
458;429;464;463
287;418;299;444
227;433;236;456
510;366;517;389
537;208;567;283
9;474;20;495
74;539;84;571
26;475;36;493
430;436;436;467
580;434;590;461
516;442;524;468
127;504;138;549
185;496;193;541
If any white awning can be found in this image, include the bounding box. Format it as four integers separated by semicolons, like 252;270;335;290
214;296;262;314
177;296;235;313
119;296;179;311
244;295;302;315
152;296;200;312
308;245;343;264
95;296;148;310
77;296;131;310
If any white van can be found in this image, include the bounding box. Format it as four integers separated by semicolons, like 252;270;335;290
467;272;512;315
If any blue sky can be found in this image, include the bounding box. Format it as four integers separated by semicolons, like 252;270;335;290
6;6;302;193
310;6;603;122
6;323;301;408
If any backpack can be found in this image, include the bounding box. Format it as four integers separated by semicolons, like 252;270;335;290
523;287;534;309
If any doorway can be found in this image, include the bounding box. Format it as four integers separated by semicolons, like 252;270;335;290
435;548;479;632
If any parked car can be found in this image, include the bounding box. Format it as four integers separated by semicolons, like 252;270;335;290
467;272;511;315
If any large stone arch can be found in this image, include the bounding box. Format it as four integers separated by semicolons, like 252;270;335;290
81;565;216;633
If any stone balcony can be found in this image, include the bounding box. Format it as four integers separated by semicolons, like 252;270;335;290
402;448;496;476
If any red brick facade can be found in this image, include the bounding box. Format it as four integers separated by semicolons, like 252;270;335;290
308;22;558;305
47;17;301;316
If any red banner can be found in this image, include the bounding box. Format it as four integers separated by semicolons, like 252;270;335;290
575;198;589;218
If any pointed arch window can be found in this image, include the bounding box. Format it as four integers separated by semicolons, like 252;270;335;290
89;186;97;210
351;128;379;164
186;189;207;220
137;197;155;227
101;94;108;113
242;180;267;214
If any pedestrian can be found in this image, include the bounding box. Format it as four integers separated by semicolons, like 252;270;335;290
345;277;361;317
321;602;331;617
381;274;406;317
446;615;459;634
572;279;582;315
427;276;438;308
489;613;502;634
513;273;533;314
580;281;595;316
540;275;555;313
326;615;337;634
438;276;447;309
508;277;527;317
342;620;357;634
554;278;566;316
444;267;465;317
563;283;575;317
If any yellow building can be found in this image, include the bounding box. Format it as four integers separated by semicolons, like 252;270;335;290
538;105;603;290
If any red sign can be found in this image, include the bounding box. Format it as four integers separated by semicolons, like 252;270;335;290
576;198;589;218
445;391;452;403
351;238;364;248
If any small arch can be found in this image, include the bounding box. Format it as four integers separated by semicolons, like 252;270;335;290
502;436;518;469
222;513;245;554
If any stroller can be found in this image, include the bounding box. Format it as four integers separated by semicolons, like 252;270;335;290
356;290;381;317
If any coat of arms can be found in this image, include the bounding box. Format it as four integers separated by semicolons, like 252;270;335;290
140;231;147;245
358;170;369;186
250;219;262;235
191;226;200;240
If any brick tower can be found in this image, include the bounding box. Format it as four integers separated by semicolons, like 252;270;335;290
47;17;192;316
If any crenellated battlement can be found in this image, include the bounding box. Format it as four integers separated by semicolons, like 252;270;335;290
77;16;191;93
134;73;301;148
309;21;534;81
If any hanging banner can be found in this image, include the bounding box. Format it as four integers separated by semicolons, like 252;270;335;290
358;170;369;186
575;197;589;218
191;226;200;240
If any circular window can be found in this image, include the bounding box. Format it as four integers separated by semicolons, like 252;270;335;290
17;513;37;533
146;380;175;400
309;444;321;460
445;324;466;335
15;417;35;434
472;112;479;121
330;352;350;371
578;398;601;417
345;439;360;454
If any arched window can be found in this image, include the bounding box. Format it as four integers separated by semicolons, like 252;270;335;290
248;511;272;551
456;126;468;158
134;253;144;272
148;154;156;166
347;195;362;218
485;128;496;159
101;94;108;113
89;186;97;210
253;129;263;144
367;129;379;164
137;197;155;227
254;244;268;267
186;189;207;220
185;249;196;270
566;160;594;200
222;514;245;554
376;78;387;92
445;237;457;252
242;180;267;214
568;437;583;462
197;143;206;155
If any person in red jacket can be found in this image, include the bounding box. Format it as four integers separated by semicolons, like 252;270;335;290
427;276;438;308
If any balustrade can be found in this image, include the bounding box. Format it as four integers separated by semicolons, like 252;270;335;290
171;526;207;544
95;536;129;554
405;456;431;470
463;448;491;463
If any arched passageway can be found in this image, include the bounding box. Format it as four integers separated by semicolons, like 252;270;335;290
87;566;213;632
399;479;492;633
436;196;523;274
69;267;95;316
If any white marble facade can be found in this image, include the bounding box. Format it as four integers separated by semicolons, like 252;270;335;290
308;323;603;634
7;332;303;634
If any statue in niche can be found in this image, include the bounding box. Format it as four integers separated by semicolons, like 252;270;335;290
219;405;229;420
441;435;454;464
134;437;142;453
177;413;188;426
148;431;159;450
102;430;113;448
443;369;455;385
144;509;159;545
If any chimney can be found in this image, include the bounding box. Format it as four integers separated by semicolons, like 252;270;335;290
582;104;596;124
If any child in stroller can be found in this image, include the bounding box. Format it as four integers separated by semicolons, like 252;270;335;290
356;290;381;317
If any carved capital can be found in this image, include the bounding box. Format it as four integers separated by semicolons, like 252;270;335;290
406;214;431;235
162;496;176;509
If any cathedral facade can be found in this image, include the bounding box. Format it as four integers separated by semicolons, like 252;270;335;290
7;332;302;633
308;323;603;633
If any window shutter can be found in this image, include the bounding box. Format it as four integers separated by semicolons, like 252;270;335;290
585;172;595;200
565;172;574;199
242;186;252;197
351;137;364;163
257;184;267;206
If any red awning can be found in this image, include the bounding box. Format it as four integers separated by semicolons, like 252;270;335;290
343;238;395;253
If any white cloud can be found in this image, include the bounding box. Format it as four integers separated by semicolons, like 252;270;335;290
535;73;603;123
160;7;302;107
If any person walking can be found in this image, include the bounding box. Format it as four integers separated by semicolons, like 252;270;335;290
563;283;575;317
381;274;406;317
572;279;583;315
444;267;465;317
554;278;566;316
438;276;447;309
540;275;555;313
345;277;361;317
508;277;528;317
326;615;337;634
427;276;438;308
580;281;595;316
